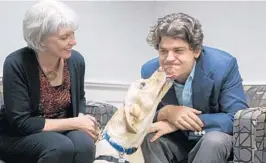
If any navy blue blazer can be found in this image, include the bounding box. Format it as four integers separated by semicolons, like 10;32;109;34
141;46;248;140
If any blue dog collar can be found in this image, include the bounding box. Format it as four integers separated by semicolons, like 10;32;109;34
103;132;138;155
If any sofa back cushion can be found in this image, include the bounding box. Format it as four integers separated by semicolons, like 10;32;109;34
243;85;266;108
0;83;265;111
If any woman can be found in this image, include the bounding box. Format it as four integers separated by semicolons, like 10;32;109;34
0;1;98;163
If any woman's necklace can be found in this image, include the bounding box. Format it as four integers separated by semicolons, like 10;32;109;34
44;59;61;82
45;68;58;81
36;54;61;82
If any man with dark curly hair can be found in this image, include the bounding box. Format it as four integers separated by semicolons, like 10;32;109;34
140;13;248;163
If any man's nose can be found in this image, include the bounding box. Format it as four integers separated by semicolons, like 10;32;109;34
165;51;175;61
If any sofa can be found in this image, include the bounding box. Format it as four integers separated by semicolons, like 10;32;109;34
233;85;266;163
0;84;265;163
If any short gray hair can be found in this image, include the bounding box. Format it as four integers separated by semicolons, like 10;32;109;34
147;13;204;52
23;0;78;52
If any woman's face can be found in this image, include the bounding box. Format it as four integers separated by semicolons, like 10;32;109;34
41;28;77;59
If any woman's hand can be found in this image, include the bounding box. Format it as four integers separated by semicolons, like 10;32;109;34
75;113;100;142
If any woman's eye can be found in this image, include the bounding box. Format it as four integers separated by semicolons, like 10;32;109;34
60;36;68;40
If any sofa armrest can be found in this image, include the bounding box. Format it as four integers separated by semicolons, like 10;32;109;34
233;107;266;162
85;101;117;130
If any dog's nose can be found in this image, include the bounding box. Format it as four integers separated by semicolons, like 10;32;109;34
158;67;164;71
140;82;146;89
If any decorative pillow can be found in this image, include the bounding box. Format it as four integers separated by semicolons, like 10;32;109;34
85;101;117;129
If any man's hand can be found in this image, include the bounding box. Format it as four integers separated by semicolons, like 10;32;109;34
157;105;204;131
148;121;178;142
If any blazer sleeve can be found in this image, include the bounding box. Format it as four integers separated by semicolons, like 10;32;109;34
189;57;248;140
3;56;45;136
78;55;86;114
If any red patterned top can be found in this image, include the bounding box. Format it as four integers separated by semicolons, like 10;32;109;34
39;60;71;118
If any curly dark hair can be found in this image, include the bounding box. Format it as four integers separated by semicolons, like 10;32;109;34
147;13;204;52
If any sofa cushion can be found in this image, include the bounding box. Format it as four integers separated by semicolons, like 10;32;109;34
243;85;266;107
85;101;117;129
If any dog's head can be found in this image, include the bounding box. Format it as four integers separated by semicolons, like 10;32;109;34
124;68;173;133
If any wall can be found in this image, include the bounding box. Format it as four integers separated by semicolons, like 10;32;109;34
1;1;266;107
154;1;266;85
0;1;157;107
87;1;266;107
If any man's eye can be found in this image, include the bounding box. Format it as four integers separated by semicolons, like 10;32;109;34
159;50;167;54
174;50;183;54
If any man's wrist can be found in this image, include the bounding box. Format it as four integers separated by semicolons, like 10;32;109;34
157;107;168;121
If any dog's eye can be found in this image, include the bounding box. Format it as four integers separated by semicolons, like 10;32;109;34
139;82;146;89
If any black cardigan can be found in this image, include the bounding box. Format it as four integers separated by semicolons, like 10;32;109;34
0;47;86;136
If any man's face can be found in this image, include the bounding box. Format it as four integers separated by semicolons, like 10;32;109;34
158;36;200;83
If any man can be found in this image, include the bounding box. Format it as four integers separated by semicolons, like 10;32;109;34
140;13;248;163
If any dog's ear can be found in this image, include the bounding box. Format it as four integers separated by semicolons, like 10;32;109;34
124;104;142;134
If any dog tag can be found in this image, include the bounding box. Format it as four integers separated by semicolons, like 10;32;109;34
118;158;126;163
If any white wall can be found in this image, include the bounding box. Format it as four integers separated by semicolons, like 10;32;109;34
0;1;156;107
0;1;157;84
1;1;266;107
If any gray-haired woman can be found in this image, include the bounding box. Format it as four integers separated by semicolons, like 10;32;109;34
0;1;97;163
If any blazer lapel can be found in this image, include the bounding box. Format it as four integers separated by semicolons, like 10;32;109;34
161;85;179;106
192;59;214;113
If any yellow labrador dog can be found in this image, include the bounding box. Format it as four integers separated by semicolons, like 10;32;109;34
94;68;173;163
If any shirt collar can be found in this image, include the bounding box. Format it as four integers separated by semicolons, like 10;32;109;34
189;61;196;80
